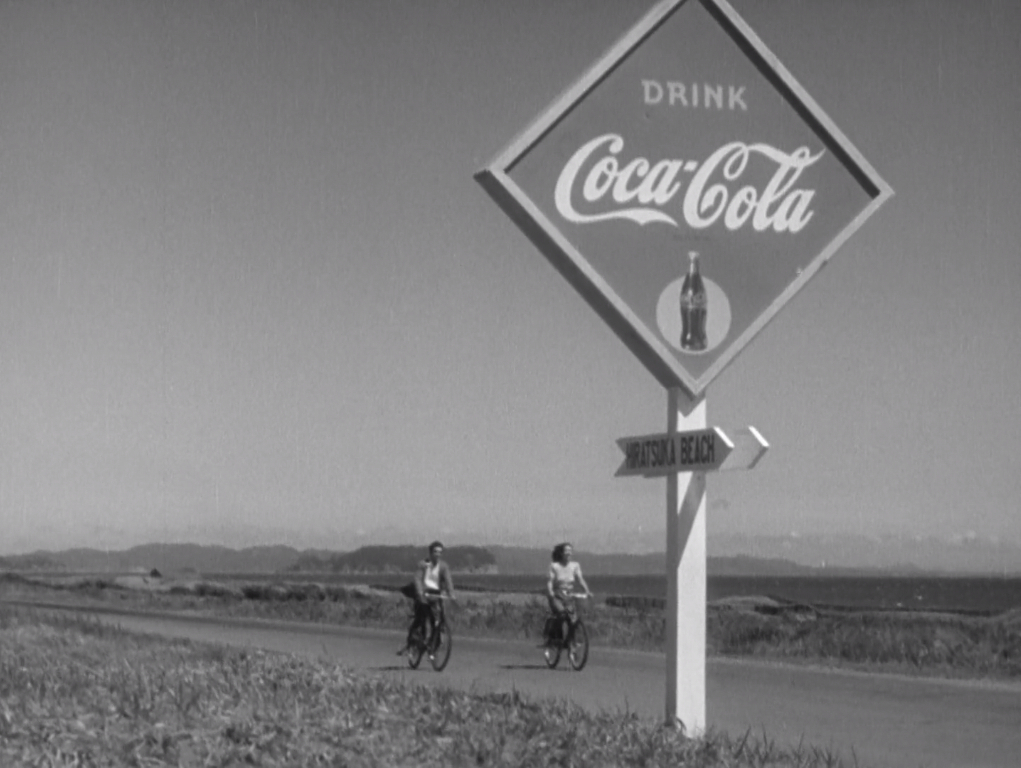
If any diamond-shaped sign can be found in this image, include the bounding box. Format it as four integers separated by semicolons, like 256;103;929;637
475;0;893;396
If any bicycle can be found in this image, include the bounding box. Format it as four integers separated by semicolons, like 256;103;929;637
405;594;453;672
541;593;590;671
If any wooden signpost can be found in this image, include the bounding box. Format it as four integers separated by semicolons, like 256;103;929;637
475;0;891;735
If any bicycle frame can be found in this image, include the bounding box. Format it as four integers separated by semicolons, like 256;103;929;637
542;593;590;671
407;594;452;671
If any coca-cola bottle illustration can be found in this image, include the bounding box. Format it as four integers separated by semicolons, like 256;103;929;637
679;250;708;351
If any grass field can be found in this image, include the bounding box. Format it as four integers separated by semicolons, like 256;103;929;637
0;603;858;767
4;571;1021;680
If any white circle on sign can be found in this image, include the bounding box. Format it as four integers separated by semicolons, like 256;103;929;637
656;278;732;355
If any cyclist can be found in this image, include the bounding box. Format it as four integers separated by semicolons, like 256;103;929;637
398;540;455;655
545;541;592;646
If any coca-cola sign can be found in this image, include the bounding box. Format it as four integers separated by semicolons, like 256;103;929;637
554;135;822;232
476;0;892;396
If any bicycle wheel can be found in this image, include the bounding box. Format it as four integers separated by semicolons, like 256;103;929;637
568;620;589;671
543;618;563;669
429;621;452;671
407;626;425;669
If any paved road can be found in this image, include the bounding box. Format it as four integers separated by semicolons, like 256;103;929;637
7;599;1020;768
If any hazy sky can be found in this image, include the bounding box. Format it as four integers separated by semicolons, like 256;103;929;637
1;0;1019;556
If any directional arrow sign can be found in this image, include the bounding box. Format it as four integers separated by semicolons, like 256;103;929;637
717;426;769;472
616;426;767;477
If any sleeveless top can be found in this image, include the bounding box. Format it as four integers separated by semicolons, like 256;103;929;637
423;561;441;591
549;561;582;596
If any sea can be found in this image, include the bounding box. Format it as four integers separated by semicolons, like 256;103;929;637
214;572;1021;615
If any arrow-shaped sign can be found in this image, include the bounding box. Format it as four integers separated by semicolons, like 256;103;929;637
717;426;770;472
615;426;768;478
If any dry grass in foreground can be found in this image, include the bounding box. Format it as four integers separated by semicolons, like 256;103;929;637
0;604;859;768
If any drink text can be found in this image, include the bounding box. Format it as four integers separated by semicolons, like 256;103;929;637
642;80;747;111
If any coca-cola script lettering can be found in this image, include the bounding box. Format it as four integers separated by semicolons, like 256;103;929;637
554;133;823;233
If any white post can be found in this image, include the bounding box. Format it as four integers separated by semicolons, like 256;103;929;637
665;386;707;735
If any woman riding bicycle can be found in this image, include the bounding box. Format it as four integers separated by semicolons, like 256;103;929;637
399;540;455;655
546;542;592;644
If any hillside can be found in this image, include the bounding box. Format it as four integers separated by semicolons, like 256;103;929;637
0;553;64;571
487;546;662;575
288;545;497;574
0;541;907;578
1;544;330;575
485;547;815;576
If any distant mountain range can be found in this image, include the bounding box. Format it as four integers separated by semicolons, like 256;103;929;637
0;544;324;575
485;547;831;577
288;545;497;574
13;519;1016;575
709;532;1021;575
0;542;946;577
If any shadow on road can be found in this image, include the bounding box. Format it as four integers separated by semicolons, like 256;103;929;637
499;664;549;671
